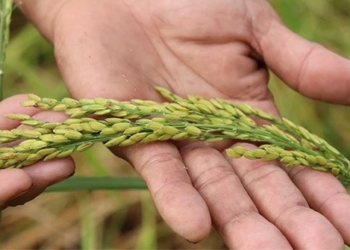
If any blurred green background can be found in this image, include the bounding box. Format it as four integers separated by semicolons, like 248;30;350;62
1;0;350;249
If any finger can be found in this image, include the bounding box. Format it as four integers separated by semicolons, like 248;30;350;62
3;158;75;208
286;166;350;246
115;142;211;242
181;144;291;249
253;20;350;104
2;110;75;208
0;169;33;208
226;143;344;248
0;94;40;129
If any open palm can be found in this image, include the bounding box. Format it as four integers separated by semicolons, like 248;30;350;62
9;0;350;248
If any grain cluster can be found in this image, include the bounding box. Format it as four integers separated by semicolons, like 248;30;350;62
1;87;349;186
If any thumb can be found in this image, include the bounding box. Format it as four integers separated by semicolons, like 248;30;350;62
255;21;350;105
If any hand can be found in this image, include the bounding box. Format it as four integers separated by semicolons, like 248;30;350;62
18;0;350;248
0;95;75;209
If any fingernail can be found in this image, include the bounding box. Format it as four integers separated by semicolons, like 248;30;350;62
2;184;33;208
12;182;34;199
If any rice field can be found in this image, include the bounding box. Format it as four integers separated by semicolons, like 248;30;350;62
1;1;350;249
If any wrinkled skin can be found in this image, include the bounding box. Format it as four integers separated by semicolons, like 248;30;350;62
3;0;350;248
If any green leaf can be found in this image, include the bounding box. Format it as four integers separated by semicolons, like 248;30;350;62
45;176;147;192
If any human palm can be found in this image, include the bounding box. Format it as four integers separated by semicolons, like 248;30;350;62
7;0;350;248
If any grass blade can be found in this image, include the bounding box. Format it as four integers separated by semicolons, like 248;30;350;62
79;192;97;250
45;176;147;192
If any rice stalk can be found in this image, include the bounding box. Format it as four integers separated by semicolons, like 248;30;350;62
1;87;350;186
0;0;13;99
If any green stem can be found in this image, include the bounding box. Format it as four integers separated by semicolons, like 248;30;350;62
0;0;12;100
45;176;147;192
0;0;13;232
79;192;97;250
136;193;157;249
